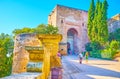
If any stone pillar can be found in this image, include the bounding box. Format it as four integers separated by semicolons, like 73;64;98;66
37;34;62;79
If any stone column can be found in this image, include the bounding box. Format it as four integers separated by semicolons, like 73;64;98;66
37;34;62;79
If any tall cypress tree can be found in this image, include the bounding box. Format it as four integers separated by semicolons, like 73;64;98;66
92;0;100;42
100;0;108;44
88;0;95;41
87;0;108;45
97;2;102;42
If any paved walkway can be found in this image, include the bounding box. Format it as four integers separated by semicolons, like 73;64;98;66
62;55;120;79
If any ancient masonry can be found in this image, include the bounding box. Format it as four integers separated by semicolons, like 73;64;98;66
48;4;89;54
11;34;62;79
12;34;41;74
108;14;120;33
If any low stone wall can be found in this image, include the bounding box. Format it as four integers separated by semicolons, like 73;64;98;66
1;72;40;79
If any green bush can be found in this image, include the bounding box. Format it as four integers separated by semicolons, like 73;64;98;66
101;48;112;59
85;42;92;52
90;50;101;58
110;40;119;59
91;41;101;51
85;41;102;58
0;55;13;77
0;33;13;78
101;40;120;59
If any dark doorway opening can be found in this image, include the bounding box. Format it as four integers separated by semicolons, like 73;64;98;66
67;28;78;55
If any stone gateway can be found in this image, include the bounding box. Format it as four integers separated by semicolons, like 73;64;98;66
48;5;89;54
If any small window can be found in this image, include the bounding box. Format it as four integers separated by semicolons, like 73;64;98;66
82;23;84;26
61;20;63;23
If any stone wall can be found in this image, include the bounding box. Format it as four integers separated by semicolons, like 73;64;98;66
12;34;41;74
108;14;120;33
12;34;62;79
48;7;57;27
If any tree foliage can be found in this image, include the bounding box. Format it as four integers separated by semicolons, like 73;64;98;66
91;41;101;51
107;40;120;59
33;24;46;34
0;33;13;77
88;0;95;41
110;40;119;50
99;0;108;44
44;24;58;34
12;27;34;37
85;42;93;52
34;24;58;34
92;0;100;41
12;24;59;36
88;0;108;45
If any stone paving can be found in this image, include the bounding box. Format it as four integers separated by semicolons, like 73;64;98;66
62;55;120;79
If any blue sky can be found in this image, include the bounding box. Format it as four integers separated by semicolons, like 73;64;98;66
0;0;120;34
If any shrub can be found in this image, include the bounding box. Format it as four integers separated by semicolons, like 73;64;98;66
85;42;92;52
0;33;13;78
101;40;120;59
101;48;112;59
91;41;101;51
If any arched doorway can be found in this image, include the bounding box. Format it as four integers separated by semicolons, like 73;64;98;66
67;28;78;55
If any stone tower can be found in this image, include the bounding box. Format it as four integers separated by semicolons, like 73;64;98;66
48;4;89;54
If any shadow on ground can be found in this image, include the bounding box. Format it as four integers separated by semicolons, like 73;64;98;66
62;55;120;79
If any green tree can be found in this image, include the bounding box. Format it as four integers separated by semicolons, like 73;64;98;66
0;33;14;77
85;42;93;52
33;24;46;34
97;2;102;42
88;0;95;41
91;41;101;51
44;24;58;34
12;27;34;37
12;24;59;36
92;0;100;42
88;0;108;45
100;0;109;44
33;24;58;34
